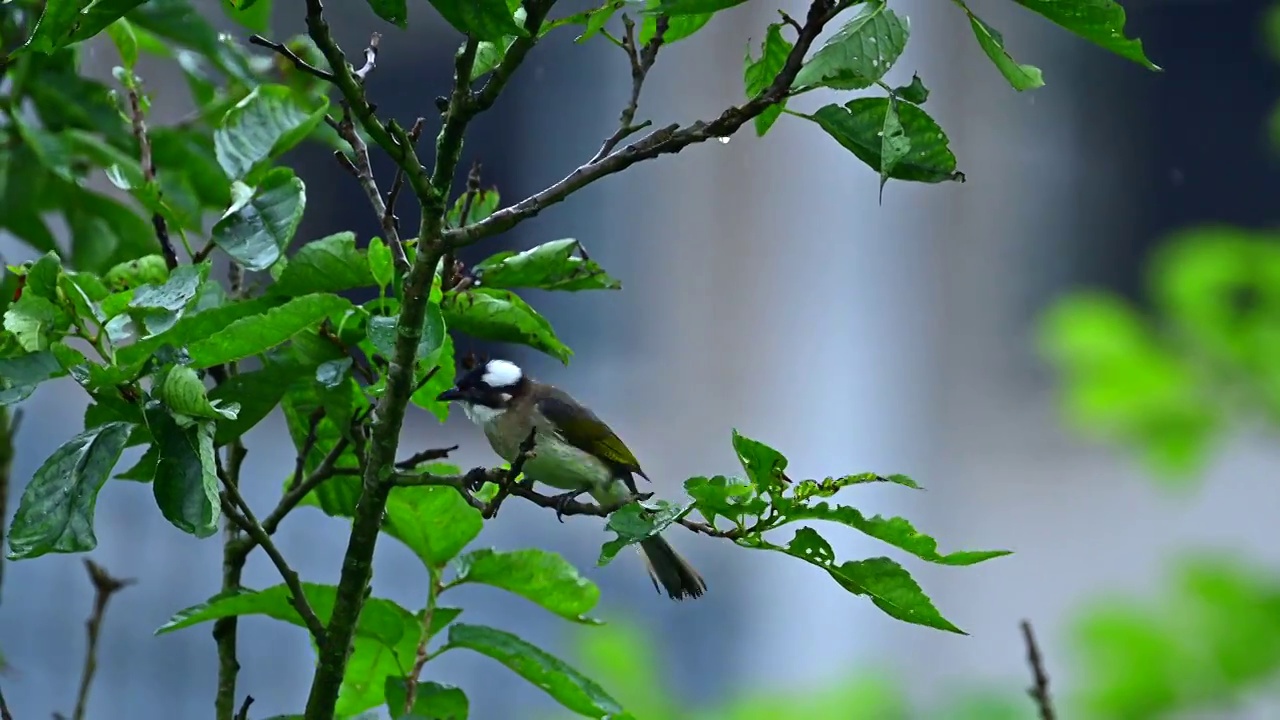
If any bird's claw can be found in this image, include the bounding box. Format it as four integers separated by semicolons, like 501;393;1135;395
551;491;581;523
464;467;489;492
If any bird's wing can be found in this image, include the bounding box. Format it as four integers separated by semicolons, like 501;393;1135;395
535;392;649;481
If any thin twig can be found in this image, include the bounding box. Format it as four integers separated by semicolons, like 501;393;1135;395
590;13;666;163
445;0;845;249
482;429;538;519
383;118;426;238
126;84;179;269
72;560;136;720
219;485;327;642
0;681;12;720
402;568;443;715
289;409;325;492
394;445;459;470
249;34;335;82
442;161;482;289
0;408;19;605
213;437;249;720
264;436;351;535
234;696;254;720
1021;620;1057;720
334;98;409;274
353;32;380;81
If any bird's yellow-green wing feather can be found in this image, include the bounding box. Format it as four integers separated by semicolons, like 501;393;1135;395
536;393;647;478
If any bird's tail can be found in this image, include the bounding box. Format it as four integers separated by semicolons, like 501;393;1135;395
639;535;706;600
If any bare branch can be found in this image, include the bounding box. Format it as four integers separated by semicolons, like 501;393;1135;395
353;32;381;82
234;696;254;720
1021;620;1057;720
288;409;325;492
591;13;666;163
482;429;538;519
125;83;179;269
219;483;326;642
446;0;843;249
384;117;427;239
249;34;336;82
441;161;482;290
72;560;136;720
394;445;459;470
0;681;12;720
0;408;19;604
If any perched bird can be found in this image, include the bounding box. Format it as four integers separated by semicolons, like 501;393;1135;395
437;359;706;600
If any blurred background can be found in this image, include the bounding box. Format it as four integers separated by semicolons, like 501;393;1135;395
4;0;1280;718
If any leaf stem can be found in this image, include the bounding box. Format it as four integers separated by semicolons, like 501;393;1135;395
402;565;443;715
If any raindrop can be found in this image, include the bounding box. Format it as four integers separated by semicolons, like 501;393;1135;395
717;136;731;145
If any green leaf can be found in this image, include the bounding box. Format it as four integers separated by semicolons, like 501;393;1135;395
443;624;626;717
115;297;280;368
763;527;964;633
7;422;133;560
651;0;747;15
367;306;447;362
211;167;307;271
427;0;528;41
64;0;152;45
148;409;220;538
0;351;67;406
409;332;455;423
768;499;1010;566
446;188;501;228
384;486;484;568
215;84;330;181
684;474;765;528
598;501;688;566
20;0;88;54
365;0;408;27
792;2;908;91
731;429;789;494
4;295;69;352
877;97;910;199
384;678;469;720
159;365;240;421
640;1;710;44
808;99;965;184
442;288;571;363
742;23;792;136
368;237;394;288
892;74;929;104
128;263;209;337
223;0;273;32
474;239;621;292
186;293;351;368
962;9;1044;91
1011;0;1158;70
274;232;375;296
448;548;600;622
208;362;298;445
106;18;140;68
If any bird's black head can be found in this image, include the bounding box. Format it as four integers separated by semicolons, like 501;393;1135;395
436;358;528;409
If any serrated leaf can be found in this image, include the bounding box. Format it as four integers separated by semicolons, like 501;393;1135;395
792;2;908;91
7;422;133;560
598;501;688;566
186;293;350;368
444;624;626;717
384;486;484;568
1011;0;1158;70
731;429;788;493
215;84;330;180
211;167;307;272
0;351;66;406
384;678;469;720
962;9;1044;91
808;99;964;184
427;0;528;41
274;232;375;296
743;23;792;136
474;239;621;291
148;409;220;538
449;548;600;622
442;288;570;363
765;527;964;633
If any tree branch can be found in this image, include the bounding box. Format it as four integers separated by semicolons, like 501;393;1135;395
0;681;12;720
219;482;326;642
481;429;538;519
0;408;18;604
248;34;336;82
590;13;666;163
384;118;426;242
213;436;248;720
234;696;254;720
445;0;841;249
125;83;179;269
72;560;135;720
1021;620;1057;720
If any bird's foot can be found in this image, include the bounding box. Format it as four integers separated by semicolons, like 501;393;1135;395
464;467;490;492
550;491;583;523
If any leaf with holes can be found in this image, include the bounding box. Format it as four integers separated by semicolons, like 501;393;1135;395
598;501;689;566
7;422;133;559
742;23;792;136
808;99;965;184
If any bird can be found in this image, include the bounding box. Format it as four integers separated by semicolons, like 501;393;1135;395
436;358;706;600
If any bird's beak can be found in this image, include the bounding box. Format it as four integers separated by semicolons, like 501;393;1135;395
436;387;465;402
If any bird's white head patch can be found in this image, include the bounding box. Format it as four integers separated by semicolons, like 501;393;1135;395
481;359;523;389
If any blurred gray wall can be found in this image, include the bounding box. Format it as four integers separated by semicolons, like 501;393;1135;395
5;0;1280;719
